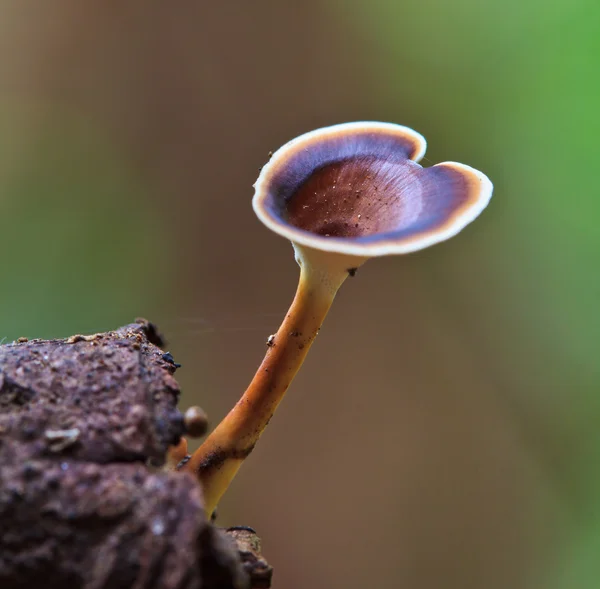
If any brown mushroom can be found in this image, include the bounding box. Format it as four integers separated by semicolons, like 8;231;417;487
180;122;493;514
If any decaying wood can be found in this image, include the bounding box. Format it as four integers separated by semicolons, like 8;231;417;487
226;527;273;589
0;320;272;589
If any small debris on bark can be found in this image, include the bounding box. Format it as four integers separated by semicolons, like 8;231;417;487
226;528;273;589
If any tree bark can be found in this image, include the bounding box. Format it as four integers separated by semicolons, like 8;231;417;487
0;320;272;589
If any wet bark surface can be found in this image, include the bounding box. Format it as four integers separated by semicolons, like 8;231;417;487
0;320;272;589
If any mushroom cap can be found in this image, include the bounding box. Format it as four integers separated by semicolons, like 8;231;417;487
253;122;492;257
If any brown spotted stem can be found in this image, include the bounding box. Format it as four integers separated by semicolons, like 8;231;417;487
180;246;365;515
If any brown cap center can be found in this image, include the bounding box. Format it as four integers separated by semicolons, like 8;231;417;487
284;156;424;239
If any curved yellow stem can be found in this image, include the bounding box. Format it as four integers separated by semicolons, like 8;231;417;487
180;249;355;515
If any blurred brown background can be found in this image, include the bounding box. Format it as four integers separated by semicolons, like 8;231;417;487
2;2;599;588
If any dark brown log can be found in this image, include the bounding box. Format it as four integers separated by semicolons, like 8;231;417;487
0;320;271;589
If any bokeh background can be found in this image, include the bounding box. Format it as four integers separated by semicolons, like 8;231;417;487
1;2;598;588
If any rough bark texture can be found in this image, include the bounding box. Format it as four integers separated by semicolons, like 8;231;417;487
225;528;273;589
0;320;272;589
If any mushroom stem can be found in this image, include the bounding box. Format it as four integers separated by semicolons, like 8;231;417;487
181;247;362;515
166;436;189;470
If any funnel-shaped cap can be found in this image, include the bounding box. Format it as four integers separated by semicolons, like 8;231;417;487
253;122;492;257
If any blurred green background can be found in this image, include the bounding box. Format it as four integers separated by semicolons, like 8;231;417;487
1;2;598;587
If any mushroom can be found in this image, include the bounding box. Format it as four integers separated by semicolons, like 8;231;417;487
179;121;493;515
165;405;209;469
183;405;209;438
